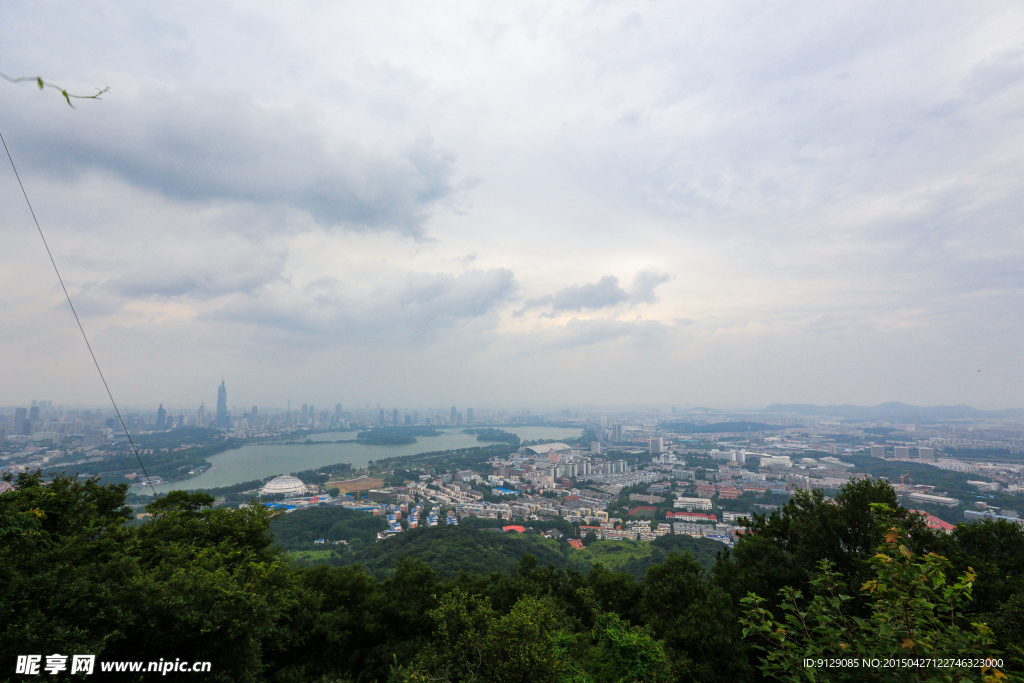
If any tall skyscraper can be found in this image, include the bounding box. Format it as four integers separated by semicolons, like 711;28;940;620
450;406;457;425
335;404;342;423
156;404;167;430
466;408;474;424
14;407;28;435
216;380;229;428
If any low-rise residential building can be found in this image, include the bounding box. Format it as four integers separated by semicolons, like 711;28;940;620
673;497;713;510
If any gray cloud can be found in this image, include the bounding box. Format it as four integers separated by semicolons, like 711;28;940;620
1;3;1021;409
549;275;629;311
104;251;287;300
518;270;671;315
208;267;517;345
629;269;672;304
525;317;675;352
6;85;458;237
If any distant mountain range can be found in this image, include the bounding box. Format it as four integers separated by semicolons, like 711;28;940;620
761;402;1023;421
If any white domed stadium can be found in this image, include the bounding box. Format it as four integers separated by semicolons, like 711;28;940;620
260;475;308;497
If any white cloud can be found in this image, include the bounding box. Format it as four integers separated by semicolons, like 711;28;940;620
0;1;1021;408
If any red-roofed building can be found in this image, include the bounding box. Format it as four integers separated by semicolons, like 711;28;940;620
717;487;742;499
666;511;717;523
568;539;585;549
502;525;526;533
910;510;955;533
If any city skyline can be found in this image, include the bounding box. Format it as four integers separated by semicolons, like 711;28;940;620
1;3;1022;410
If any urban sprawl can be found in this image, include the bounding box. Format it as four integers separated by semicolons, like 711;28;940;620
4;387;1024;548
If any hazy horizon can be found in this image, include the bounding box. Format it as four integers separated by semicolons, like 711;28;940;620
2;3;1021;410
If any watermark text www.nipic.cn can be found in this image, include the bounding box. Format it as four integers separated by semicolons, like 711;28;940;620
15;655;212;675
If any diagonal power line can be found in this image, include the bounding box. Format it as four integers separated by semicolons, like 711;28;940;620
0;128;157;496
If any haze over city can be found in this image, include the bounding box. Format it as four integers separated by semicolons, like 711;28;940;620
1;2;1021;411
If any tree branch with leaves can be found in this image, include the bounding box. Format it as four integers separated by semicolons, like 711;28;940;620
1;72;108;107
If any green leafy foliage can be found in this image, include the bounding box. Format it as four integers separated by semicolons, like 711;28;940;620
356;426;441;444
331;525;565;579
740;529;1010;682
568;535;723;576
4;471;1022;682
270;505;388;549
50;437;243;483
462;427;522;448
714;479;935;611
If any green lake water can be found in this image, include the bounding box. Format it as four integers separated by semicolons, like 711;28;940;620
147;426;582;494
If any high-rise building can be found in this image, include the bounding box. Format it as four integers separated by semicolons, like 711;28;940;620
450;406;457;425
612;424;623;443
252;406;259;425
392;408;399;425
156;404;167;430
301;404;309;423
894;446;910;459
335;404;342;423
870;445;885;458
649;437;664;455
216;380;229;428
14;407;28;435
466;408;474;424
918;447;935;460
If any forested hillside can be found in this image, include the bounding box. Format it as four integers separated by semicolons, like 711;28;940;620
3;471;1021;682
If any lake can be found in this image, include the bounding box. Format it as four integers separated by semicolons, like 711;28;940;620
147;425;582;494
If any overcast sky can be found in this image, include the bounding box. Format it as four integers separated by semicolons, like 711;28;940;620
1;2;1021;412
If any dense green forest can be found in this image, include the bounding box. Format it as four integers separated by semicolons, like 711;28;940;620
324;525;567;578
368;444;514;474
4;471;1022;682
48;437;243;483
271;506;388;548
461;427;522;447
355;426;442;445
